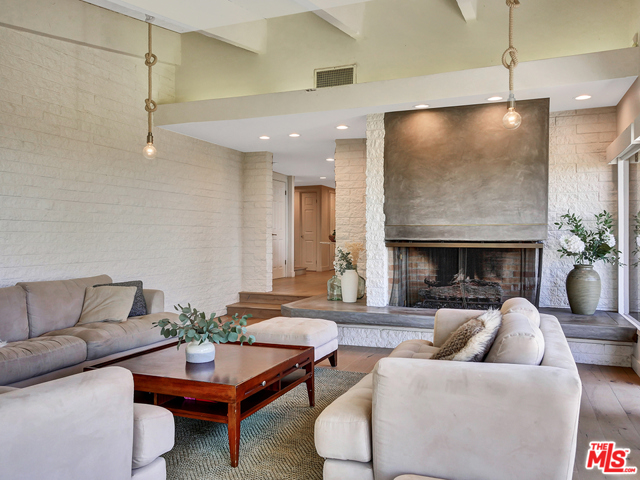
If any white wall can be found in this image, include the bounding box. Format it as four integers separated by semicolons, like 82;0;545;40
242;151;273;292
334;138;367;277
0;24;262;315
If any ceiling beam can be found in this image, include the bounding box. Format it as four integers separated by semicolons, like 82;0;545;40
202;19;267;54
456;0;478;23
294;0;365;39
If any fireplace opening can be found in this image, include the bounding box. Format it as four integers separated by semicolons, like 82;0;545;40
389;244;543;309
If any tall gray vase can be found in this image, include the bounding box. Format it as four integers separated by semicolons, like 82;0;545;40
566;264;601;315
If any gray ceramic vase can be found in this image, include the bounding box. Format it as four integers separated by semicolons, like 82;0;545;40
566;264;601;315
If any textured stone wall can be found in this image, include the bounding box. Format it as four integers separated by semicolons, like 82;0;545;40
365;113;389;306
242;151;273;292
542;107;619;310
0;25;251;315
334;138;367;277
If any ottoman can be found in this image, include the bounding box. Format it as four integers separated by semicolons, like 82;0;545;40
246;317;338;366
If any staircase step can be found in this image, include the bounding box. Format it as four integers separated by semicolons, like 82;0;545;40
239;292;310;305
294;267;307;276
226;302;282;320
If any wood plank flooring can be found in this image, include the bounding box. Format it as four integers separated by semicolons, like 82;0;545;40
320;347;640;479
271;270;334;296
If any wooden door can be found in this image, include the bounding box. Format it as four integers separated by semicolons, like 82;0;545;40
301;192;318;271
272;179;287;279
329;189;336;266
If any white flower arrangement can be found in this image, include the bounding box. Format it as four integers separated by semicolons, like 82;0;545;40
555;211;621;265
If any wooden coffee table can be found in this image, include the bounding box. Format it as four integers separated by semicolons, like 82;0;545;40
88;341;315;467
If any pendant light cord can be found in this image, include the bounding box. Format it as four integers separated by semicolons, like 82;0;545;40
144;20;158;137
502;0;520;94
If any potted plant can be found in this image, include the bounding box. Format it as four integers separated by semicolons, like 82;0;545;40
334;247;359;302
154;305;255;363
555;211;622;315
329;229;336;242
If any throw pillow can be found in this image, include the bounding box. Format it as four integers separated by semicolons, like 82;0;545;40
94;280;147;317
485;312;545;365
77;286;137;325
500;297;540;328
433;309;503;362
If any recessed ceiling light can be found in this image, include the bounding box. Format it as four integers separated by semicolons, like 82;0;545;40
320;176;327;179
289;133;300;137
326;158;335;162
414;104;429;109
487;96;503;102
575;94;592;101
259;135;270;140
336;125;349;130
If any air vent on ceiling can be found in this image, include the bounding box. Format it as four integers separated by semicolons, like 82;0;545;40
315;65;356;88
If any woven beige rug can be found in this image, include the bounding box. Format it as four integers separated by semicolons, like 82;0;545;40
165;368;366;480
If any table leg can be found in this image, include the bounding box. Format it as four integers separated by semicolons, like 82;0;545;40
227;402;241;467
305;363;315;407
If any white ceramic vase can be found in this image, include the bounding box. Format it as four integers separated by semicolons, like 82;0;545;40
341;270;359;303
185;339;216;363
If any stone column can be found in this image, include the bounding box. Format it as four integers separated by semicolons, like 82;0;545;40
334;138;367;278
365;113;389;306
242;151;273;292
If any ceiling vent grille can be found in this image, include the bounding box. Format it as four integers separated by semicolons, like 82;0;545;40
315;65;356;88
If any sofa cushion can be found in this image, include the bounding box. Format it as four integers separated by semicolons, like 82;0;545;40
132;404;175;469
94;280;148;318
44;312;177;360
485;312;545;365
131;457;166;480
0;286;29;342
389;340;439;359
17;275;112;337
433;309;502;362
78;286;137;325
500;297;540;329
0;336;87;385
315;373;373;463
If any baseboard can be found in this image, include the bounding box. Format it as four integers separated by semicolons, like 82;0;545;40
632;355;640;377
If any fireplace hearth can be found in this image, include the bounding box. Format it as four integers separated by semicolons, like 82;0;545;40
388;243;543;309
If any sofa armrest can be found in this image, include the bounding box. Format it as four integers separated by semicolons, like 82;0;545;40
133;404;175;469
432;308;484;347
372;358;581;480
0;367;135;480
143;289;165;314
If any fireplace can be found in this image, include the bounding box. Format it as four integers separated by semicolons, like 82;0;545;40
388;243;543;309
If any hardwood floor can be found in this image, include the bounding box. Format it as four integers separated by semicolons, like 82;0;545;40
320;347;640;479
272;270;334;296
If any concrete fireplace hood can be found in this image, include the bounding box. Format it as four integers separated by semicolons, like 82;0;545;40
383;98;550;242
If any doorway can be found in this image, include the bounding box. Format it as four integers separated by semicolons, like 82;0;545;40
272;177;287;279
294;185;336;272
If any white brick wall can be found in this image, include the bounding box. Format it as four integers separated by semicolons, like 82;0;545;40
365;113;389;307
0;25;254;315
242;151;273;292
334;138;367;277
541;108;619;309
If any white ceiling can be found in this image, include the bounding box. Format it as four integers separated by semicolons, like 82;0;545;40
83;0;370;31
160;77;637;187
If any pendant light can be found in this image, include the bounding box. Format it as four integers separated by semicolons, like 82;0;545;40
502;0;521;130
143;16;158;159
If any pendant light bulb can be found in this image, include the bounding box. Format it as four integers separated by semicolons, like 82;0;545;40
503;94;521;130
143;142;157;159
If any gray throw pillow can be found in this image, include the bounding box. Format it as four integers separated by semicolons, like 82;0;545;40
94;280;147;317
433;309;503;362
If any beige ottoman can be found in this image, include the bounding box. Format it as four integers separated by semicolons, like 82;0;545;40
246;317;338;366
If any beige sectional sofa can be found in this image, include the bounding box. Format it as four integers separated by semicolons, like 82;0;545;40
0;275;177;386
0;366;174;480
315;299;582;480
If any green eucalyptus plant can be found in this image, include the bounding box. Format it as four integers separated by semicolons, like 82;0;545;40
153;304;255;349
555;210;622;265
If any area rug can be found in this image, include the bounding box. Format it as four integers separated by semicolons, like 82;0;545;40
165;368;366;480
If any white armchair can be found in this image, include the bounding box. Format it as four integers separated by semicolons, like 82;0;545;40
0;367;174;480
